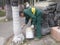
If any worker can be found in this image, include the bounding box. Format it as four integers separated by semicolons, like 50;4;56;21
20;7;43;39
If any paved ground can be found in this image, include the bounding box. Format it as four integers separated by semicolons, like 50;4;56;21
0;21;13;38
0;18;60;45
0;17;27;45
5;35;60;45
0;20;13;45
25;35;60;45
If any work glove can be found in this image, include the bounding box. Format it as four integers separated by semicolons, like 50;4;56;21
31;25;34;29
22;24;26;29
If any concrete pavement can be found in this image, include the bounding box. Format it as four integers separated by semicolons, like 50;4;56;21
0;21;13;38
0;18;60;45
5;35;60;45
0;21;13;45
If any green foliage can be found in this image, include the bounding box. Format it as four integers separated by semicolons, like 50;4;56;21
0;10;5;17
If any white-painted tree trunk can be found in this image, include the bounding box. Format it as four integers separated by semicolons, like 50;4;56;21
12;6;21;36
11;0;25;43
12;6;25;44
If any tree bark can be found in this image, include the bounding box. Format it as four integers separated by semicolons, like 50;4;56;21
5;0;12;20
5;4;12;20
11;0;21;36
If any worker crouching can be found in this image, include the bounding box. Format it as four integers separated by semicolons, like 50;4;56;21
20;7;43;40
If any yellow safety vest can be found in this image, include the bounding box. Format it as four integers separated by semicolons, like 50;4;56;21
31;7;36;15
30;7;36;20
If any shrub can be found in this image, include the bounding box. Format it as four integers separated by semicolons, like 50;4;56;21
0;10;5;17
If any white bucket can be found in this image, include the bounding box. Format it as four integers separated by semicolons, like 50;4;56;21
26;27;34;39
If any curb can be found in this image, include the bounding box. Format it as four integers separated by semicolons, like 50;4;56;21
0;16;6;20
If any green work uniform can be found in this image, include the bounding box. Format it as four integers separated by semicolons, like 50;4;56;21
24;8;42;38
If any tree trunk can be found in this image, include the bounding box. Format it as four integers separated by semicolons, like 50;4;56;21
5;0;12;20
11;0;21;36
12;6;21;36
5;4;12;20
